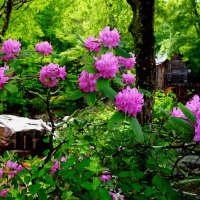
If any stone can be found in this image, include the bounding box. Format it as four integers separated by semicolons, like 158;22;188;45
0;114;51;155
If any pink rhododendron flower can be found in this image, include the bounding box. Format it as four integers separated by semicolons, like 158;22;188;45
171;107;186;119
122;73;135;85
99;26;120;49
0;66;12;90
118;53;136;70
61;156;67;162
0;168;3;179
1;38;21;62
194;112;200;142
186;95;200;115
39;63;66;87
50;161;60;174
6;160;23;178
78;156;83;161
35;41;53;55
84;36;101;52
100;169;111;182
109;192;125;200
0;189;7;197
94;52;119;78
78;70;99;92
115;86;144;117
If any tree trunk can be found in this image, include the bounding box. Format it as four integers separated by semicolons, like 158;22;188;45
0;0;13;41
127;0;156;125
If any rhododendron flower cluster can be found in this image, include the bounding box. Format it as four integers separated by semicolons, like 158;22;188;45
1;38;21;62
122;73;135;85
99;26;120;49
0;66;12;90
6;160;23;178
118;53;136;70
0;189;7;197
94;52;119;78
84;36;101;52
171;95;200;142
35;41;53;55
115;86;144;117
78;70;99;92
39;63;66;87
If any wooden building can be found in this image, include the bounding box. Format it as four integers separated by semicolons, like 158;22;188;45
155;54;200;101
155;54;188;90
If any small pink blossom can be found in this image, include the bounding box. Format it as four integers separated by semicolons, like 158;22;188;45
94;52;119;78
0;168;3;179
61;156;67;162
6;160;23;178
0;66;12;90
100;169;111;182
89;146;95;150
122;73;134;85
78;70;99;92
78;156;83;161
99;26;120;49
50;161;60;174
84;36;101;52
171;107;186;119
35;41;52;55
115;86;144;117
39;63;67;87
109;192;125;200
118;53;136;70
1;38;21;62
0;189;7;197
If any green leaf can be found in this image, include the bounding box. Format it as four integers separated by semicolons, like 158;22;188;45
68;89;84;100
102;85;117;101
129;117;144;143
0;52;6;56
81;65;98;74
4;67;15;75
81;181;92;190
108;111;125;129
92;177;100;190
118;41;128;48
59;56;68;66
65;197;79;200
167;116;194;142
113;76;125;86
179;103;196;123
4;83;18;93
86;92;96;106
0;89;8;99
152;175;162;188
51;54;63;58
10;59;20;69
28;183;41;195
96;78;109;92
67;74;78;79
114;47;132;58
38;189;47;200
99;188;112;200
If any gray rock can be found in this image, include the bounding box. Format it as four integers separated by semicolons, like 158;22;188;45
0;115;51;155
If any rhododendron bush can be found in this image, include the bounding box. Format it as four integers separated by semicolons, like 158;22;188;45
0;27;199;199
